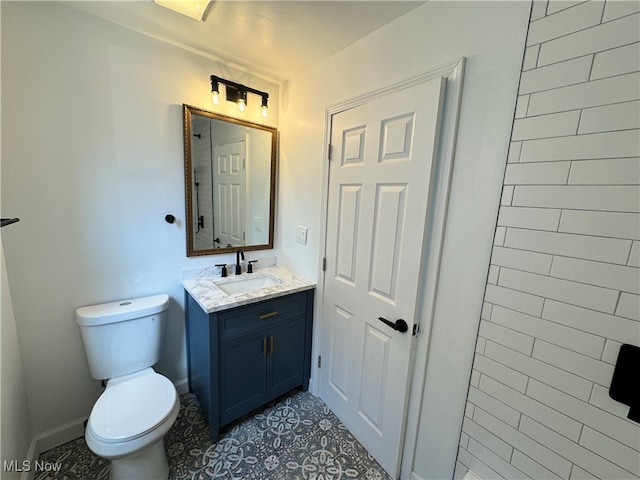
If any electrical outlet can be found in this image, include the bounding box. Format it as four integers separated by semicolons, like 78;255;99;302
254;217;263;232
296;225;308;245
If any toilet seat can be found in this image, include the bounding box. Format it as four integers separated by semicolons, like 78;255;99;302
88;368;178;443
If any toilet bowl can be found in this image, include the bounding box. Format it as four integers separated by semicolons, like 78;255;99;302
86;368;179;479
76;294;177;480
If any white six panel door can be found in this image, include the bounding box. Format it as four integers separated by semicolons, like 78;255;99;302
320;77;445;478
213;140;247;247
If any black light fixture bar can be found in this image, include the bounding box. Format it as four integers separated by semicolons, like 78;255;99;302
210;75;268;101
210;75;269;117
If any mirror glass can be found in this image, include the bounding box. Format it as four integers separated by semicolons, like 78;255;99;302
183;105;277;256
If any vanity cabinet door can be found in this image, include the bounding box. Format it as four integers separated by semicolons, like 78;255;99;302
218;330;267;425
266;317;306;399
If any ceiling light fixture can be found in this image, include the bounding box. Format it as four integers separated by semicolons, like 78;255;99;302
210;75;269;118
154;0;214;22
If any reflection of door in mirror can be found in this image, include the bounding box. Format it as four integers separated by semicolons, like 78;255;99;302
213;138;247;248
191;121;249;249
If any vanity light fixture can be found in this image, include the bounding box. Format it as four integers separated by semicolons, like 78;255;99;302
210;75;269;118
154;0;214;22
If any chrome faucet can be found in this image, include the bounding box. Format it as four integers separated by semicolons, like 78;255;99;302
235;249;244;275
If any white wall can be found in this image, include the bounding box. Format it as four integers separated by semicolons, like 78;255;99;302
1;1;279;439
457;1;640;478
1;237;34;478
279;2;530;479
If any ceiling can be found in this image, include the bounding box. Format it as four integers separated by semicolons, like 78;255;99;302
61;0;425;81
61;1;425;82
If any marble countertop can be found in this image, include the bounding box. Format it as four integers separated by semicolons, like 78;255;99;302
183;266;316;313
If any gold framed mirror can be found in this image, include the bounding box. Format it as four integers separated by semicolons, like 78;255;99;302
183;104;277;257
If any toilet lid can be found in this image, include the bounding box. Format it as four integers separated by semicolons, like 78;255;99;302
89;370;177;443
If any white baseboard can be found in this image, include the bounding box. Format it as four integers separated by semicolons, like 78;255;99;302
16;416;86;480
409;468;480;480
19;437;39;480
463;470;481;480
34;416;87;453
307;376;318;397
174;378;189;396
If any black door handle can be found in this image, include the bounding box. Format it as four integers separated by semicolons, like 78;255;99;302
378;317;408;333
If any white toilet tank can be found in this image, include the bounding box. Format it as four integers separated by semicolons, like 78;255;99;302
76;294;170;380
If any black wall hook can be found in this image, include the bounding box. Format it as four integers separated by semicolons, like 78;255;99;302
1;218;20;228
165;214;176;224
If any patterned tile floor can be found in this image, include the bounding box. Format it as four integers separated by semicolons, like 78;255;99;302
36;390;392;480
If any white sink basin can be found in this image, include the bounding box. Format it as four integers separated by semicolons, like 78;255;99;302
215;274;281;295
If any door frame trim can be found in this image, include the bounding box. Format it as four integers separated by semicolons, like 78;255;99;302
313;57;465;479
400;58;465;480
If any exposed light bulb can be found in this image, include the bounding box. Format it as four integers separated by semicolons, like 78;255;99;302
261;105;268;118
238;98;246;112
212;91;219;105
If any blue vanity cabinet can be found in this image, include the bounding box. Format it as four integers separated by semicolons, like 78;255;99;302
185;289;314;442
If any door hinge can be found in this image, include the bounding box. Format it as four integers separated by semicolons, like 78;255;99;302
322;257;327;271
317;355;322;368
413;323;419;336
328;144;333;161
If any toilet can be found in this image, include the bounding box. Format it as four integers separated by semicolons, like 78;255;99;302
76;294;179;480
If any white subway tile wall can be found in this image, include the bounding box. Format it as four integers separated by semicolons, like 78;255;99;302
456;1;640;478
